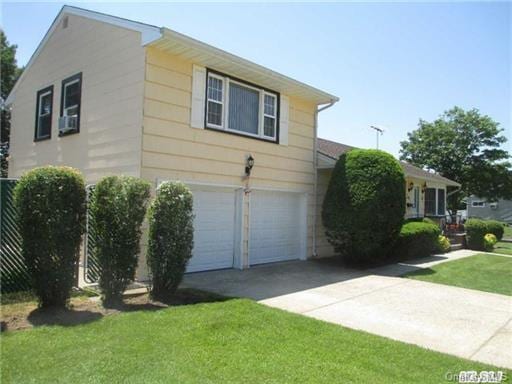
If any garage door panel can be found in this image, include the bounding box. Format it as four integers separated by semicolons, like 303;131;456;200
249;190;305;265
186;188;236;273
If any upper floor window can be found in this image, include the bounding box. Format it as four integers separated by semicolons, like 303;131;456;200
59;73;82;135
34;86;53;141
205;70;278;142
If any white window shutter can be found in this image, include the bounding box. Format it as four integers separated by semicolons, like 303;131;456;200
279;95;289;145
191;65;206;129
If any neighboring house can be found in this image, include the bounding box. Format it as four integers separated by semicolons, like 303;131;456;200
6;6;339;278
467;197;512;224
316;138;460;257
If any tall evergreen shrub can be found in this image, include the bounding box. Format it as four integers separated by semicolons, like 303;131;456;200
90;176;150;306
322;149;405;264
147;181;194;299
13;166;86;307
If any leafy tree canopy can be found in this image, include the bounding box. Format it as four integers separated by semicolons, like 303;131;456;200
1;30;23;177
400;107;512;211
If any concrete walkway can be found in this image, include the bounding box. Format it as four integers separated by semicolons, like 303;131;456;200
183;250;512;369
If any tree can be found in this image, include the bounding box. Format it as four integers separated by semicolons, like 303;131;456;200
400;107;512;213
322;149;405;264
1;30;23;177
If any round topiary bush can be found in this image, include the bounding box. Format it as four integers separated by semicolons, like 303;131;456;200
393;221;441;260
485;220;505;241
437;235;451;254
322;149;405;264
484;233;497;251
13;166;86;308
147;181;194;300
90;176;151;306
465;218;488;250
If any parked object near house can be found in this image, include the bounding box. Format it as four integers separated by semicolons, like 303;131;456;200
467;197;512;224
316;138;460;257
6;6;339;278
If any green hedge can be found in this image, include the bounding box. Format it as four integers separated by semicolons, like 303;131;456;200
485;220;505;241
90;176;151;306
322;149;405;264
393;221;441;260
147;181;194;300
13;166;86;308
466;218;505;250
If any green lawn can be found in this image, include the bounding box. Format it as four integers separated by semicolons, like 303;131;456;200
494;241;512;256
1;299;507;383
504;225;512;239
404;254;512;296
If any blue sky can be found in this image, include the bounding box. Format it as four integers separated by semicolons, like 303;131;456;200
2;1;510;156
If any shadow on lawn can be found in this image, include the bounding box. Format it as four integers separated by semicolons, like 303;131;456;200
2;288;231;332
27;307;103;328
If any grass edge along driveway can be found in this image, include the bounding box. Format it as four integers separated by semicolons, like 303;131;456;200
2;299;510;383
404;253;512;296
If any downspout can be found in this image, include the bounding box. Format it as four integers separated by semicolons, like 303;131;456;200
312;99;338;258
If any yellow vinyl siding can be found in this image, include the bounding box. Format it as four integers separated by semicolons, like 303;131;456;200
9;14;145;182
140;47;317;275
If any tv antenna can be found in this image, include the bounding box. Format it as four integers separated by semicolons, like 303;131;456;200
370;125;386;149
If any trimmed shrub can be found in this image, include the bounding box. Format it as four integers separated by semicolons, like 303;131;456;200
147;181;194;300
437;235;451;253
465;218;489;250
322;149;405;264
90;176;151;306
393;221;441;260
13;166;86;308
485;220;505;241
484;233;497;251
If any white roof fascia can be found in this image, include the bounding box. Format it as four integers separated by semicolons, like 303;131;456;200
152;27;339;105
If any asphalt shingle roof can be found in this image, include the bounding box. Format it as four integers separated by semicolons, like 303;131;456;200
317;138;460;187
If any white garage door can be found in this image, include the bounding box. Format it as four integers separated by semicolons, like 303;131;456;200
186;187;237;273
249;190;306;265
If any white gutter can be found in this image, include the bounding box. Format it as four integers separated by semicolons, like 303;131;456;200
312;99;338;258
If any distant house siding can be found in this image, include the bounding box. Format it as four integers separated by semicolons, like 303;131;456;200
9;14;145;183
139;47;317;277
467;197;512;223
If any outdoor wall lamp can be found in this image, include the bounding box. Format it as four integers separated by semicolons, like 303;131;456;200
407;182;414;192
245;154;254;176
421;182;427;194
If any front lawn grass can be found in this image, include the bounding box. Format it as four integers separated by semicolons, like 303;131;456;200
404;254;512;296
1;299;507;383
493;241;512;256
503;225;512;239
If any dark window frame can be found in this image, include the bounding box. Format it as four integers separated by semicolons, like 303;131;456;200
59;72;82;137
437;189;446;216
204;68;280;144
34;85;54;142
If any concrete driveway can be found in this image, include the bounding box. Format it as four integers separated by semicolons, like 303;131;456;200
183;250;512;369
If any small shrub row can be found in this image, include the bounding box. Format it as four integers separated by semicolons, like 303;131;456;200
465;218;505;250
14;167;194;308
393;221;441;260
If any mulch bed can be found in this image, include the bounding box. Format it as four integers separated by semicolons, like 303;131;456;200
1;289;227;332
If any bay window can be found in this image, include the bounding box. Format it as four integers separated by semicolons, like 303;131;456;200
425;187;446;216
206;70;279;142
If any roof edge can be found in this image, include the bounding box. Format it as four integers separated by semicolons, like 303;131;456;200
5;5;162;106
157;27;339;105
